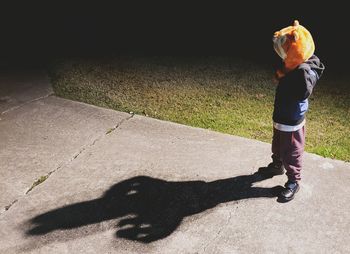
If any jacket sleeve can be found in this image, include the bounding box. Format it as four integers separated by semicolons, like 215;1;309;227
303;68;318;99
298;67;318;100
282;67;318;101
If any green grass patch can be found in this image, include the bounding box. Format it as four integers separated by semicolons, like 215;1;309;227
26;175;50;194
48;56;350;161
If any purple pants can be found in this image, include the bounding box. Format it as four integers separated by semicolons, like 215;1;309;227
271;126;305;182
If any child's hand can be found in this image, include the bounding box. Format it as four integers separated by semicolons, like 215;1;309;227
273;70;284;84
275;69;285;79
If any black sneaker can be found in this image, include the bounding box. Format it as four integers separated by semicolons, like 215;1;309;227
278;181;300;202
257;162;285;177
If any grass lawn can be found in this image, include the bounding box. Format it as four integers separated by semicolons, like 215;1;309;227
48;56;350;162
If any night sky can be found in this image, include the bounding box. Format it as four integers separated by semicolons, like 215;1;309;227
0;2;348;73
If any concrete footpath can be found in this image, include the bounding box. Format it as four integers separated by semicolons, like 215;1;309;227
0;70;349;254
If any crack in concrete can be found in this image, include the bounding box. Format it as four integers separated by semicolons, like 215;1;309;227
26;113;134;193
25;172;53;194
1;199;18;214
0;93;54;116
105;113;134;135
1;113;134;214
202;209;233;253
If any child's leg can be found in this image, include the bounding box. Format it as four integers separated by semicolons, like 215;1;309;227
257;127;286;176
257;127;284;176
271;127;282;166
280;126;305;182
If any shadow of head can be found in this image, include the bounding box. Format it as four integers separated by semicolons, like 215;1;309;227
26;173;283;243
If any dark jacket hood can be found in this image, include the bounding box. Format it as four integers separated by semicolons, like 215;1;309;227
301;54;325;80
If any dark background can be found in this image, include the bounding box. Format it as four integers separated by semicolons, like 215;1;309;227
0;2;348;73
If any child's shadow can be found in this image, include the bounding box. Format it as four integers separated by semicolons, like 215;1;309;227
26;173;283;243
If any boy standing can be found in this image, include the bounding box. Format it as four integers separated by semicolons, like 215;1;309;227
258;21;325;202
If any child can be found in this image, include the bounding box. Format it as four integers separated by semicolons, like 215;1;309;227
258;20;325;202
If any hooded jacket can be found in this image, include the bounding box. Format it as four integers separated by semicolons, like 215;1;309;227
273;54;325;126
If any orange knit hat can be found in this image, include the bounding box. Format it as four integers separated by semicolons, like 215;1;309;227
273;20;315;78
